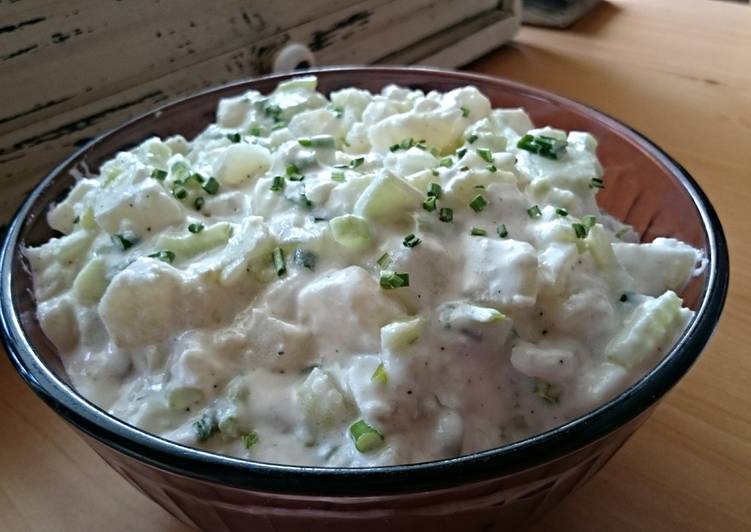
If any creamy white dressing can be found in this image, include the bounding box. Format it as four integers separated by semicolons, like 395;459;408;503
27;76;703;467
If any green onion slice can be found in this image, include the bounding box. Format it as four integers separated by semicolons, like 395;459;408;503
272;247;286;276
349;419;384;453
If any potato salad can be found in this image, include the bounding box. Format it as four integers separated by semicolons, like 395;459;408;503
27;76;703;467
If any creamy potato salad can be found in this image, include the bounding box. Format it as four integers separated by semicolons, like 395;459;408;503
27;76;703;467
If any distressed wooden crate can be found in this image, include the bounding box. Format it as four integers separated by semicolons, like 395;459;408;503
0;0;519;221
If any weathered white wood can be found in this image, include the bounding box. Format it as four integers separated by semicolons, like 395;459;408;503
0;0;519;222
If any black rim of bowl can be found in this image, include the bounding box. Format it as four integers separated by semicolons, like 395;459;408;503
0;66;729;496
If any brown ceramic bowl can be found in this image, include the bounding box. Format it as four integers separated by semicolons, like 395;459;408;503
1;67;729;531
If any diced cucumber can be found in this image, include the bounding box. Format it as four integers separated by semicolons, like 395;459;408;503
276;76;318;93
167;386;205;410
353;172;423;222
586;224;617;269
329;214;372;251
72;257;108;302
155;222;233;259
439;303;506;324
381;316;425;352
605;291;685;369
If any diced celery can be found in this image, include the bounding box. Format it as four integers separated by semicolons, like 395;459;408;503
155;222;233;259
329;214;372;251
353;172;423;222
167;386;205;410
605;291;685;369
72;257;108;302
381;316;425;352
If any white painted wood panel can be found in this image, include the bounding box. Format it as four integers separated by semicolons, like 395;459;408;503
0;0;518;222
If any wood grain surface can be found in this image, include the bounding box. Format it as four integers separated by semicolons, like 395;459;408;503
1;0;750;530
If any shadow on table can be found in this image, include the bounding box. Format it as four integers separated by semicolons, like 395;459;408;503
565;1;624;35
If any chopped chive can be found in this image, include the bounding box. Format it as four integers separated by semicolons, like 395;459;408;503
112;233;136;250
379;270;409;289
226;132;242;143
73;215;80;224
371;363;388;385
288;174;304;182
439;207;453;223
582;215;597;228
297;192;313;208
272;247;286;276
173;188;188;199
474;184;485;190
556;208;569;217
431;168;439;176
271;121;287;131
470;227;487;236
286;163;300;176
377;252;392;269
400;138;414;150
403;233;422;248
188;223;204;234
148;250;176;263
293;248;316;271
264;104;283;122
533;380;560;405
249;125;263;136
459;166;469;172
193;196;205;211
476;148;493;163
572;223;588;239
331;171;346;182
193;412;218;441
497;224;508;238
467;134;478;144
389;143;400;152
349;419;384;453
349;157;365;168
460;106;470;118
202;177;220;195
517;134;568;160
615;227;630;239
333;163;348;169
427;182;442;198
240;431;259;449
456;147;467;158
422;196;437;212
487;164;497;172
331;105;344;118
527;205;542;219
151;168;167;180
430;147;440;157
270;175;285;191
439;157;453;168
590;177;605;189
298;138;313;147
469;194;488;213
619;293;629;302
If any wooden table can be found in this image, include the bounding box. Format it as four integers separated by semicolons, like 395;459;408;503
2;0;749;530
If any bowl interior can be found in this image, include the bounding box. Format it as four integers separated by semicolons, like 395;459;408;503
1;67;726;493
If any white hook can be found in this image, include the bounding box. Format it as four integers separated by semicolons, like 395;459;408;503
272;43;316;73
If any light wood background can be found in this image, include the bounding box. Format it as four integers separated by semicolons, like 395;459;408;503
1;0;750;530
